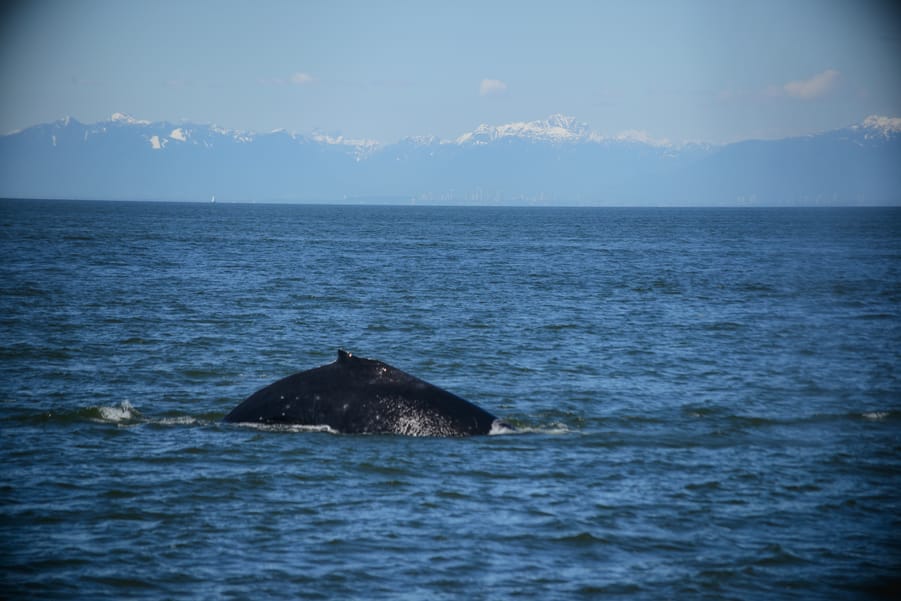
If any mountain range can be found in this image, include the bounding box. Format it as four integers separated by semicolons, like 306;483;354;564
1;113;899;205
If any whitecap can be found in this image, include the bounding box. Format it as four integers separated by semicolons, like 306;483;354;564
489;419;518;435
861;411;889;421
95;400;139;423
522;423;576;435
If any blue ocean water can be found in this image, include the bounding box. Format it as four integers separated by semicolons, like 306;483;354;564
1;199;899;600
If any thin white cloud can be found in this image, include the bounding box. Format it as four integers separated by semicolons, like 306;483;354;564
480;78;507;96
290;72;314;85
783;69;840;100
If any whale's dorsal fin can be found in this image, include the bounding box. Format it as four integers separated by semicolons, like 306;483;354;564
337;349;352;363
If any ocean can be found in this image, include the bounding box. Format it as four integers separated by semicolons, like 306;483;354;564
1;199;899;600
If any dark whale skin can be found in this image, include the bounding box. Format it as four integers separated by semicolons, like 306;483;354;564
224;350;503;436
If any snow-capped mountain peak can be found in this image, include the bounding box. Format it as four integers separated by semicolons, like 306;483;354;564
859;115;901;139
2;112;898;205
544;113;589;135
611;129;672;148
455;114;592;145
110;112;150;126
310;132;379;148
169;127;188;142
310;131;380;161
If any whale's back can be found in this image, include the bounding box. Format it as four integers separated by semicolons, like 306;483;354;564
224;350;499;436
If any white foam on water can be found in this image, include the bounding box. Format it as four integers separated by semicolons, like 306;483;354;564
489;419;518;435
95;400;139;423
861;411;889;421
521;423;575;435
155;416;199;426
232;422;339;434
489;420;574;436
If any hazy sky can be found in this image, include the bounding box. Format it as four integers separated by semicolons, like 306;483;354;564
1;0;900;143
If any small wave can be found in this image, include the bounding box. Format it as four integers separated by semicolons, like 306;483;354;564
228;422;339;434
685;480;722;491
555;531;610;545
4;285;47;298
155;416;200;426
854;313;895;320
492;421;575;436
93;401;140;424
88;404;205;427
861;411;890;421
540;322;579;331
752;543;809;566
489;420;517;435
705;321;744;331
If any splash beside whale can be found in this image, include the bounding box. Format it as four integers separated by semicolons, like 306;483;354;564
224;350;510;436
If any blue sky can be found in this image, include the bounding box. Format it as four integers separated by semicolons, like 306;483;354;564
1;0;899;143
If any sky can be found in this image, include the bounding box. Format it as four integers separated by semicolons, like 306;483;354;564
1;0;900;144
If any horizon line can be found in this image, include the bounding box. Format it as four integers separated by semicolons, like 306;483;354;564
4;196;899;209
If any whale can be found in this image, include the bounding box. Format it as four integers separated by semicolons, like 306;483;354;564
224;350;510;436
